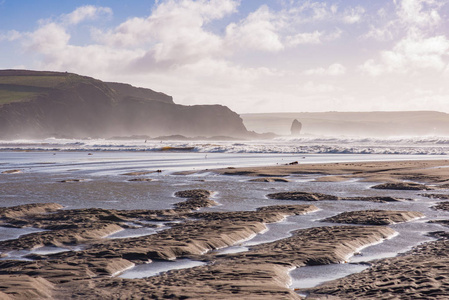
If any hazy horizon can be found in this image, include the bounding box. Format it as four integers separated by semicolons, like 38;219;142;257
1;0;449;114
240;110;449;115
241;110;449;137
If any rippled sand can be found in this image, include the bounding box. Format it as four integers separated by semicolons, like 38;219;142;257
0;155;449;299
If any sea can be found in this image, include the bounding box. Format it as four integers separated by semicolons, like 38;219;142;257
1;136;449;291
1;136;449;154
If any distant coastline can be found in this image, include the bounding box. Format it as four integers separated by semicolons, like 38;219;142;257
241;111;449;137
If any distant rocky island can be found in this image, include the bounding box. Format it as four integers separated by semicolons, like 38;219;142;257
0;70;251;139
290;119;302;136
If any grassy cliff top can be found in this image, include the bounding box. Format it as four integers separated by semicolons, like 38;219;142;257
0;70;94;88
0;70;98;105
0;70;172;106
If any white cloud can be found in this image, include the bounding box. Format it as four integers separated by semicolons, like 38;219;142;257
363;0;447;42
285;28;341;47
294;2;338;21
95;0;239;66
63;5;112;25
25;23;70;53
361;6;398;41
389;31;449;69
173;58;279;87
225;5;284;52
325;28;343;41
364;24;395;41
19;6;142;74
361;30;449;76
92;17;152;48
285;31;323;45
359;59;385;76
342;6;365;24
286;1;369;26
20;5;113;57
397;0;442;27
88;0;352;60
156;0;239;22
97;0;238;48
304;63;346;76
360;0;449;77
34;44;144;75
0;30;22;42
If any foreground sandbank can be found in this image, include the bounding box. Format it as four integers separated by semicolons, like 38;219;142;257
0;196;398;299
1;159;449;299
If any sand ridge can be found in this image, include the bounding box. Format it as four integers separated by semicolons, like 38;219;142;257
0;202;318;299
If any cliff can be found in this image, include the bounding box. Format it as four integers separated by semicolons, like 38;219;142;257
0;70;249;139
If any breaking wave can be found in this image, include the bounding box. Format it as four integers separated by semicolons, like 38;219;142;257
1;136;449;155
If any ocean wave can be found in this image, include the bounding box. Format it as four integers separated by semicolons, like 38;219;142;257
0;137;449;155
275;136;449;145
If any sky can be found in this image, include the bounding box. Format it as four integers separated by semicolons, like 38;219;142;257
1;0;449;114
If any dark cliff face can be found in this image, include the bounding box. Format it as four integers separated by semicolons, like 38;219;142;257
112;100;247;137
106;82;174;104
0;70;249;139
0;79;117;138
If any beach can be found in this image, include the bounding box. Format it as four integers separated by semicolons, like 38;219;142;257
3;0;449;297
1;149;449;299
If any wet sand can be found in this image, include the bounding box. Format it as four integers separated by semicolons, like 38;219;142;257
307;232;449;299
213;159;449;185
0;159;449;299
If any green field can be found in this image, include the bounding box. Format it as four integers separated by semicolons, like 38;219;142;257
0;75;68;88
0;75;63;105
0;90;39;105
0;73;93;105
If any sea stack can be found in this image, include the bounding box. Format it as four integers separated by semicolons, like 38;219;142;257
290;119;302;136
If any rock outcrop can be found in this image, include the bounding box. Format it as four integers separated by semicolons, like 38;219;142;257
290;119;302;136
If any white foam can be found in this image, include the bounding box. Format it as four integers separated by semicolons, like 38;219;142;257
1;136;449;155
102;228;124;238
111;263;136;277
